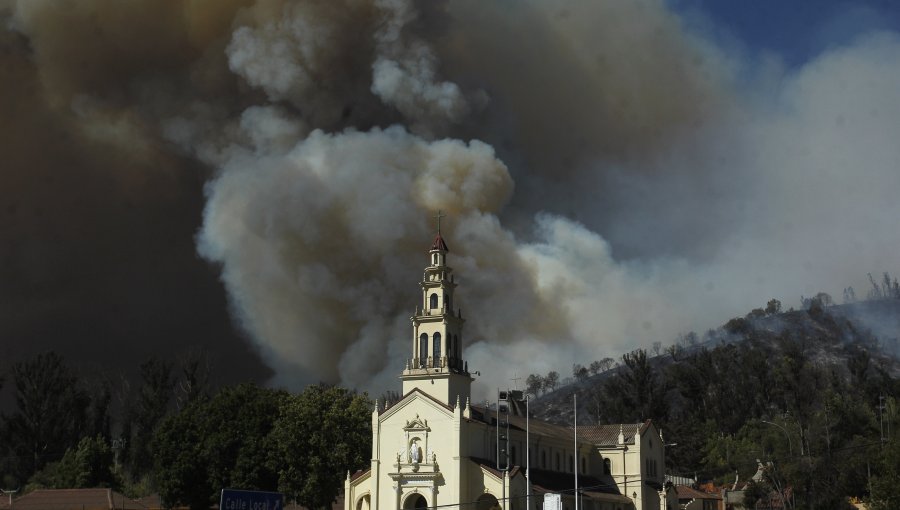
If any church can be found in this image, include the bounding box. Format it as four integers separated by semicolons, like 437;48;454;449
344;229;677;510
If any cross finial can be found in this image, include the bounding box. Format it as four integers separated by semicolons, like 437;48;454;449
511;373;522;391
435;210;446;235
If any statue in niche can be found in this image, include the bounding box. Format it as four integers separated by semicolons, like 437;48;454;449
410;440;421;464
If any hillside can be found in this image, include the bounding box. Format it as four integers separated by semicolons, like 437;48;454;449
525;297;900;508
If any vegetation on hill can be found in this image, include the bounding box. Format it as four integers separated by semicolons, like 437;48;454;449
0;351;371;510
527;286;900;509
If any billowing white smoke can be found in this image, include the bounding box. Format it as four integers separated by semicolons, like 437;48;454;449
196;122;517;390
195;4;900;396
7;0;900;397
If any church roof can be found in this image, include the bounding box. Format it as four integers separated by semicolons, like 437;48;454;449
430;233;449;252
471;459;628;502
350;468;370;482
469;409;659;450
381;387;454;415
579;421;653;446
528;468;624;498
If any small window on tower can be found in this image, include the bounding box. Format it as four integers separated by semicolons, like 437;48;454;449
433;333;441;360
419;333;427;361
430;293;438;309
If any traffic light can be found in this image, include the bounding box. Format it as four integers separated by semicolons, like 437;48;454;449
497;389;511;471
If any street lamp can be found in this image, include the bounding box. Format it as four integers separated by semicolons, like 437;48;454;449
761;420;793;457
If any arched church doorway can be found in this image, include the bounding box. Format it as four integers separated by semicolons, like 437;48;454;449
476;493;501;510
403;493;428;510
356;494;370;510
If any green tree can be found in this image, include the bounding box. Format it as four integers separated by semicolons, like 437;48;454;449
600;349;667;424
28;435;116;490
269;385;371;510
151;399;210;510
151;383;288;510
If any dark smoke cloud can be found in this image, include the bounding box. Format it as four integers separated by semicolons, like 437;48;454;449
3;0;900;398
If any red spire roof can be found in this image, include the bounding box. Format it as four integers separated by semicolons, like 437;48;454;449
431;233;449;252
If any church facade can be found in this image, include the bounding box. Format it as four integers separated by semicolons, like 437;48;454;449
345;232;677;510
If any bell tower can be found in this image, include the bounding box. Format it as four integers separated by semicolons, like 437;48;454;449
401;212;472;406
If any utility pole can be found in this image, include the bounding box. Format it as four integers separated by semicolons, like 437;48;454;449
574;393;579;510
526;394;531;510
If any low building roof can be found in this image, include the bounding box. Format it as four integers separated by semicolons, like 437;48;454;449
676;485;722;501
5;488;157;510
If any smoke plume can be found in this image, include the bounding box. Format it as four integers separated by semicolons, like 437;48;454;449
4;0;900;397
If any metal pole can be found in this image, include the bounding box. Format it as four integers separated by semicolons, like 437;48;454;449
574;393;579;510
761;420;793;457
526;395;531;510
496;390;500;470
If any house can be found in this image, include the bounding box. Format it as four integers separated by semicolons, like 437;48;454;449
344;230;676;510
674;485;721;510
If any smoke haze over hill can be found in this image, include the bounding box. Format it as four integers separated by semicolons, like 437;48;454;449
2;0;900;398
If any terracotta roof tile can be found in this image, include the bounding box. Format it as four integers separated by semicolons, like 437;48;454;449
5;488;157;510
676;485;722;500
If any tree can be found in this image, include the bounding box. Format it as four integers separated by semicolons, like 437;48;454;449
28;435;116;490
588;361;602;376
870;402;900;510
525;374;543;396
599;349;667;424
152;383;287;510
175;349;211;410
598;358;615;372
544;371;559;392
572;364;588;383
5;352;88;481
765;299;782;315
126;358;175;478
269;385;371;510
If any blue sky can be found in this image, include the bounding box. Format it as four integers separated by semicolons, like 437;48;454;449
671;0;900;67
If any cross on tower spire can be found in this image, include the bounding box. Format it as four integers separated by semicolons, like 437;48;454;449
435;210;445;235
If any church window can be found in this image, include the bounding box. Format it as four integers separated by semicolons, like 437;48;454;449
419;333;427;361
430;293;438;309
447;336;452;358
604;458;611;475
433;254;437;265
433;333;441;360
